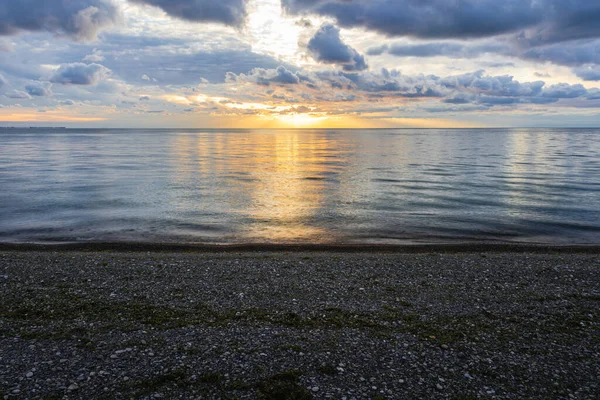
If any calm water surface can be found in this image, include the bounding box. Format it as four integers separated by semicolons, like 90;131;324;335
1;128;599;244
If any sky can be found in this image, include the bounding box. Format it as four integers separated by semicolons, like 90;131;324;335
0;0;600;128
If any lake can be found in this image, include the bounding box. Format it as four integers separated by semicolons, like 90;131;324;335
1;128;599;244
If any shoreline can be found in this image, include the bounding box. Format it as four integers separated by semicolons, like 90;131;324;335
1;241;600;253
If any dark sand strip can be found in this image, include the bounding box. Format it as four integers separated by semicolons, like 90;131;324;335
1;242;600;253
1;251;598;399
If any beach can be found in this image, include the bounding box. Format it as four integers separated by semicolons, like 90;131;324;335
1;248;598;399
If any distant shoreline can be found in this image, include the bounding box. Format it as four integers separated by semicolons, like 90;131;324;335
1;241;599;253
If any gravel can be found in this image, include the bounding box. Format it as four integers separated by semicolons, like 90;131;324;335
0;250;598;399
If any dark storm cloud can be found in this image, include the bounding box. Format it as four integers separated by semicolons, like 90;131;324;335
129;0;248;27
307;24;367;71
574;65;600;81
282;1;600;44
0;0;119;41
283;0;543;39
515;1;600;46
291;2;600;76
50;63;110;85
25;82;52;96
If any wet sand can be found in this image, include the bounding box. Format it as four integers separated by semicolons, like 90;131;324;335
1;249;598;399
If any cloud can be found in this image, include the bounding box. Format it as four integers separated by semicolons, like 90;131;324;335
25;82;53;97
0;0;120;41
514;1;600;46
93;37;285;84
485;62;516;68
542;83;588;99
439;70;544;97
0;39;13;52
283;1;600;44
83;51;105;62
367;41;510;59
283;0;543;39
50;63;110;85
129;0;248;27
0;73;6;88
227;65;594;109
0;32;288;89
226;66;302;86
295;18;312;28
586;89;600;100
438;80;595;107
522;40;600;66
443;93;474;104
573;65;600;81
364;33;600;74
139;95;151;101
6;90;31;99
307;24;367;71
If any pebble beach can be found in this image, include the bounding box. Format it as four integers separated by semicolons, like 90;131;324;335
1;248;599;399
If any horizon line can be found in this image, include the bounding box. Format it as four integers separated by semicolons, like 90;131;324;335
2;126;600;130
